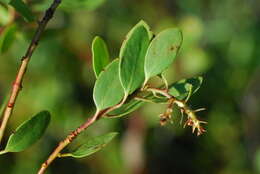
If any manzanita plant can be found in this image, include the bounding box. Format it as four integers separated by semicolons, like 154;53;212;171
0;0;207;173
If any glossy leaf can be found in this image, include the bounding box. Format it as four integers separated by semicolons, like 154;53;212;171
92;36;110;78
119;20;152;94
144;28;182;83
5;111;50;152
66;132;118;158
9;0;34;22
93;59;125;111
107;99;144;118
0;24;16;54
168;76;203;100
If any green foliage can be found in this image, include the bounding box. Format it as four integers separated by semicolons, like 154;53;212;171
33;0;106;11
9;0;34;22
93;59;125;111
0;24;16;54
168;76;203;100
107;99;144;118
92;36;110;78
119;20;152;94
64;132;118;158
144;28;182;84
4;111;50;153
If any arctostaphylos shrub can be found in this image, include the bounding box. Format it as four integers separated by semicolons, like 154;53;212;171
0;1;207;173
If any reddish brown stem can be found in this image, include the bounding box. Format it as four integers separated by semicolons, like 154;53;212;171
37;111;101;174
37;95;128;174
0;0;62;143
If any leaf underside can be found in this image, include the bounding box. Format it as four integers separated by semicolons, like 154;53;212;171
106;76;203;118
68;132;118;158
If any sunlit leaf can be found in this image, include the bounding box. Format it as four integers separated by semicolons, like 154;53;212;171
168;76;203;100
92;36;110;78
119;20;152;94
5;111;51;152
9;0;34;22
93;59;125;111
65;132;118;158
0;24;16;54
144;28;182;84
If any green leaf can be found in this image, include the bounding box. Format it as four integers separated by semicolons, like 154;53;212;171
92;36;110;78
5;111;51;152
119;20;152;95
93;59;125;111
144;28;182;84
0;24;16;54
65;132;118;158
106;99;144;118
9;0;34;22
60;0;106;11
168;76;203;100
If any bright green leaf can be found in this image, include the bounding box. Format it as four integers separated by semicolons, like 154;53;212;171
107;99;144;118
65;132;118;158
168;76;203;100
93;59;125;111
0;24;16;54
119;20;152;95
5;111;51;152
144;28;182;84
9;0;34;22
92;36;110;78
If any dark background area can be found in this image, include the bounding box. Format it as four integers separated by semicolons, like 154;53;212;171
0;0;260;173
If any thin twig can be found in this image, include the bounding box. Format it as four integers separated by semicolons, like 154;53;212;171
0;0;62;143
37;111;101;174
38;95;128;174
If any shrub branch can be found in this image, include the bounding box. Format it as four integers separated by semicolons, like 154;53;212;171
37;95;128;174
0;0;62;143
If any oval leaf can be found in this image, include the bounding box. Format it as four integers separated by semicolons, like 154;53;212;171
93;59;125;111
67;132;118;158
119;20;152;94
144;28;182;83
5;111;51;152
9;0;34;22
92;36;110;78
107;99;144;118
168;76;203;100
0;24;16;54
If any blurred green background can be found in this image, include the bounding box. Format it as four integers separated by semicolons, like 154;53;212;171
0;0;260;173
